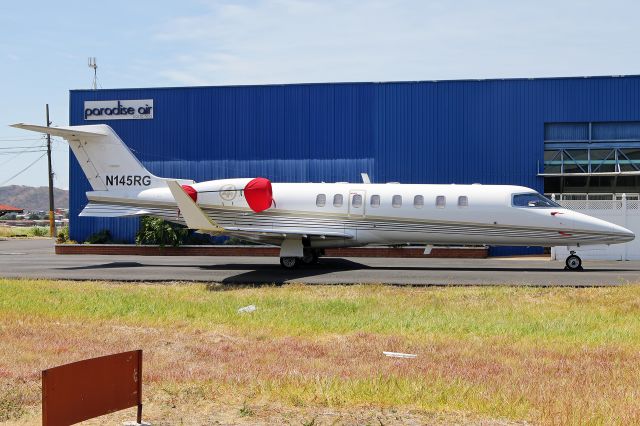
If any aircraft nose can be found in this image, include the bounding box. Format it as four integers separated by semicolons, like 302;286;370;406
569;211;635;243
612;224;635;243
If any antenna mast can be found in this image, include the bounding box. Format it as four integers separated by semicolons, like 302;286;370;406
88;57;97;90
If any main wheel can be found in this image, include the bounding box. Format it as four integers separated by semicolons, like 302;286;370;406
280;257;299;269
565;254;582;271
301;250;319;265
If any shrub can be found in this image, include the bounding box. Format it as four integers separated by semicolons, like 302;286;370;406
56;226;70;244
86;229;112;244
29;226;48;237
135;217;188;248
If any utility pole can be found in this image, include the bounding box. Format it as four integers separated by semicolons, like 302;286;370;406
46;104;56;238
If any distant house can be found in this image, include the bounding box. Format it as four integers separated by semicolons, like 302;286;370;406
0;204;23;217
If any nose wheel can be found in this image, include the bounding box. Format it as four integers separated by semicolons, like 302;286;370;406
565;252;583;271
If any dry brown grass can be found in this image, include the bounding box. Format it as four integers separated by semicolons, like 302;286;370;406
1;280;640;424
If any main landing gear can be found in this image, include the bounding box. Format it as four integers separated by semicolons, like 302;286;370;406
279;249;321;269
279;256;299;269
564;251;583;271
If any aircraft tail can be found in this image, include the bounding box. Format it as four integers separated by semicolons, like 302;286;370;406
10;123;174;191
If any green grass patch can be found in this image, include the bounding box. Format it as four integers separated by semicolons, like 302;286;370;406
2;279;640;424
0;226;49;238
244;376;531;419
1;279;640;347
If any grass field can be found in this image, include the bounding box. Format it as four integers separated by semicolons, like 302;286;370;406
0;226;49;238
1;279;640;424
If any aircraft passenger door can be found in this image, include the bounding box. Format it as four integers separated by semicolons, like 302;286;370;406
349;190;366;217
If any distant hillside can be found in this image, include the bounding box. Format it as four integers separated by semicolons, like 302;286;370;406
0;185;69;212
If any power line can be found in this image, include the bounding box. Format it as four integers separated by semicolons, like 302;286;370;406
0;151;30;167
0;152;46;186
0;145;47;150
0;149;48;155
0;137;45;141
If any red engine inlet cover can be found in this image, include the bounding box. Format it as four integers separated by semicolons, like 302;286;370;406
244;177;273;212
181;185;198;202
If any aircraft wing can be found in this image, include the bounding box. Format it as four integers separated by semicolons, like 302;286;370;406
224;226;353;239
166;180;225;232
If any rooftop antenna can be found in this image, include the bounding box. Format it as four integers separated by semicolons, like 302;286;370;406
88;57;97;90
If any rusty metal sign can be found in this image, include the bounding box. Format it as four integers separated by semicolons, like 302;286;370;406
42;350;142;426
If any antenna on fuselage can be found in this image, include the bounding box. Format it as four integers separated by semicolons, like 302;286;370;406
361;173;371;184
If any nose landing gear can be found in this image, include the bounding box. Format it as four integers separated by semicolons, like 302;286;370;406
565;251;583;271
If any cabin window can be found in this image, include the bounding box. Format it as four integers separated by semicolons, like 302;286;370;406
316;194;326;207
352;193;362;207
436;195;446;208
370;194;381;207
392;195;402;208
413;195;424;208
458;196;468;207
333;194;344;207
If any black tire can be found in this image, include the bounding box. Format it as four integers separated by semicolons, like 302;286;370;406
280;257;299;269
565;254;582;271
301;251;319;265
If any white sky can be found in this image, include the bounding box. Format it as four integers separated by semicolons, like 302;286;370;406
1;0;639;189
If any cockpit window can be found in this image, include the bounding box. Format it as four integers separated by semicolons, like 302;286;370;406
512;193;561;208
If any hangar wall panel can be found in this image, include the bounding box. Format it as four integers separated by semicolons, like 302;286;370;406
69;76;640;249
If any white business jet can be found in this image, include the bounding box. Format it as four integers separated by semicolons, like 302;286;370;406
12;123;634;270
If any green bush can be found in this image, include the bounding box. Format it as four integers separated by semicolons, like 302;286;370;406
86;229;112;244
29;226;48;237
56;225;69;243
136;217;188;248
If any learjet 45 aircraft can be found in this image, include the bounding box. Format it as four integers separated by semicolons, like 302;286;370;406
12;123;635;270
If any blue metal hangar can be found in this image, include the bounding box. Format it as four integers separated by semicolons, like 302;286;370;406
69;75;640;254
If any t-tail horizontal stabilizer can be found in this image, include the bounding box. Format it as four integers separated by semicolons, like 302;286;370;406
166;180;224;232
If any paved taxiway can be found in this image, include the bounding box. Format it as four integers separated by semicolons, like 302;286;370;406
1;239;639;286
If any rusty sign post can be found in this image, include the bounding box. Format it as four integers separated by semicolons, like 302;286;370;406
42;350;143;426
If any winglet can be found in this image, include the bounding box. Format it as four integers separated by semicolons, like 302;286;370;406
167;180;224;232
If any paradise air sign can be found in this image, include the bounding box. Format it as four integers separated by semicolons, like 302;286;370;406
84;99;154;120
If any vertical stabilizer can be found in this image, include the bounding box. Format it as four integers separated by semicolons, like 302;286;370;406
10;123;169;192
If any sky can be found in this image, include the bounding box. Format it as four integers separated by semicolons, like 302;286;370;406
1;0;639;190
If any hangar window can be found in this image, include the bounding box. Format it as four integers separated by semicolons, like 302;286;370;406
542;121;640;195
370;195;380;207
352;193;362;207
333;194;343;207
316;194;326;207
436;196;446;208
458;196;469;207
392;195;402;208
413;195;424;208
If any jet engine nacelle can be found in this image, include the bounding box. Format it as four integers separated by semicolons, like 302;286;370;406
186;177;273;213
